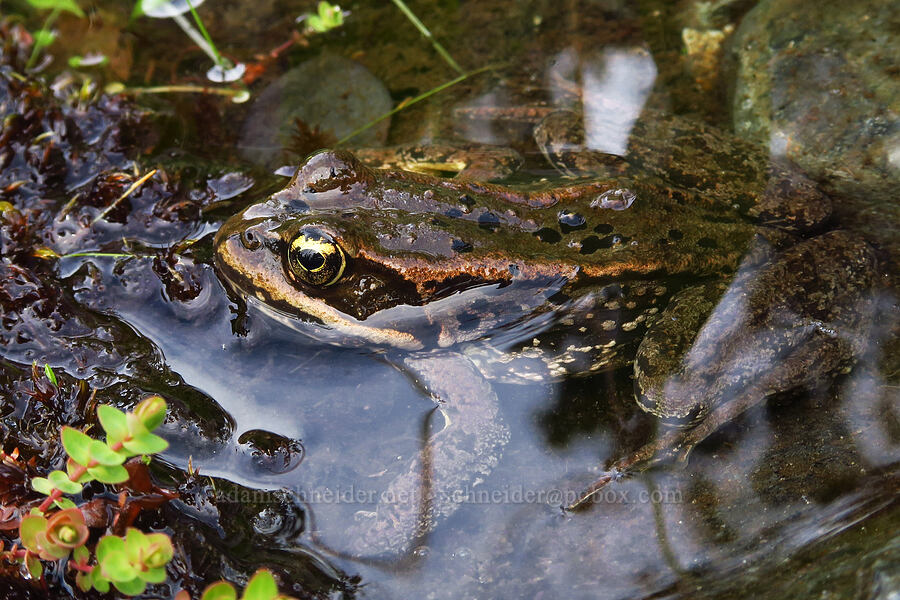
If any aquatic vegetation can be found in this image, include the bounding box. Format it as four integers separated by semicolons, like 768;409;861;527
0;368;296;598
1;370;173;593
19;0;84;69
298;1;345;34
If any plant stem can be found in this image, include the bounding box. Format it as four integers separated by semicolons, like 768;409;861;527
184;0;226;68
167;11;218;67
92;169;157;225
390;0;462;74
25;6;62;70
59;252;135;259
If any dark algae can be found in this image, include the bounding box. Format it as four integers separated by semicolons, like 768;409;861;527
1;1;898;599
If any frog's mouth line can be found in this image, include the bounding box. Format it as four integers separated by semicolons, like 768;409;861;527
215;234;425;350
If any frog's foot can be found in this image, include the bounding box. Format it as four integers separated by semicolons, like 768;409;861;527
344;351;509;558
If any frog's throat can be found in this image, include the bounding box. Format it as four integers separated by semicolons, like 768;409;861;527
246;293;424;350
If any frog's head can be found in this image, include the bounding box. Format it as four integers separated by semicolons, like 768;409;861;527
214;150;570;350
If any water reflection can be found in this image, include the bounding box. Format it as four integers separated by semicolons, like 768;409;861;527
549;46;657;156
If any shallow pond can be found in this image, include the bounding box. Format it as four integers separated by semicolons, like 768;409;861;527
0;0;898;598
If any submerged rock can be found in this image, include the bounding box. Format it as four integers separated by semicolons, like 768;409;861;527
730;0;900;207
238;53;392;167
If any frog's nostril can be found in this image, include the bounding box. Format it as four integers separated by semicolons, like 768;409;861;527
240;230;261;250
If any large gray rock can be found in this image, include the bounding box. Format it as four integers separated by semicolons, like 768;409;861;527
730;0;900;206
239;54;391;167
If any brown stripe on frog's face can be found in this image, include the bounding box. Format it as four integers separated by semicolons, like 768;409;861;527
213;201;570;351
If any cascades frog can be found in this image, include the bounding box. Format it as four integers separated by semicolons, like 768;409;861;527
214;110;877;554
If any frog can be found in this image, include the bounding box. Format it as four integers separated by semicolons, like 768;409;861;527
213;109;878;554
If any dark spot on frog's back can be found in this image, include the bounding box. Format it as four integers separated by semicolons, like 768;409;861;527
580;235;619;254
533;227;562;244
697;237;718;249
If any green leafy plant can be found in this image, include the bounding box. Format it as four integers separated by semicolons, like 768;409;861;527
1;378;173;594
301;1;344;33
22;0;85;69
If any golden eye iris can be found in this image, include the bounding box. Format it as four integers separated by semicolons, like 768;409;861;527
287;229;346;286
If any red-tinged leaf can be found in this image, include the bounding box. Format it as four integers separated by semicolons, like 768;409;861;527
133;395;167;431
19;515;47;550
35;531;70;559
24;552;42;579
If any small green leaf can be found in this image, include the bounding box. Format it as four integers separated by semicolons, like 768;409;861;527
133;395;167;431
144;533;174;567
61;427;93;466
24;552;42;579
31;477;53;495
19;515;48;550
43;364;57;386
86;463;129;484
88;440;125;466
97;405;129;443
201;581;238;600
32;29;57;48
48;469;83;495
97;535;138;581
124;528;148;564
26;0;85;17
75;569;93;592
52;497;77;510
306;15;325;32
68;53;108;68
92;573;110;593
123;430;168;455
72;544;89;564
244;569;279;600
113;577;147;595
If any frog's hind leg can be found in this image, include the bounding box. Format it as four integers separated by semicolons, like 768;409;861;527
570;231;878;510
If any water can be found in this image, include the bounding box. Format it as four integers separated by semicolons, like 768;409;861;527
0;0;897;598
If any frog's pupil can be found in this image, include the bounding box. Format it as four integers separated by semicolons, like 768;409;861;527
297;248;325;271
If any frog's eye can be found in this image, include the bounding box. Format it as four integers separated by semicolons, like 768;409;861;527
287;228;346;287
